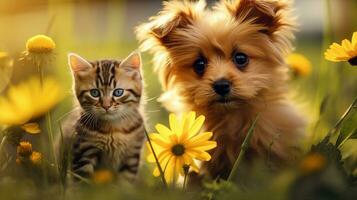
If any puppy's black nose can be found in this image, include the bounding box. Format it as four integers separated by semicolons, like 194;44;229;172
213;79;231;96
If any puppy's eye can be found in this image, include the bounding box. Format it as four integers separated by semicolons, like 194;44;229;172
193;57;207;75
113;88;124;97
89;89;100;97
232;52;249;70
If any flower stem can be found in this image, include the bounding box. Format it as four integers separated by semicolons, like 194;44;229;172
46;112;58;167
144;129;168;188
182;173;188;191
37;62;59;180
227;114;259;182
182;165;189;192
37;62;44;86
37;62;49;187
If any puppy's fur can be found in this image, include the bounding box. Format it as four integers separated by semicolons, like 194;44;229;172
136;0;306;179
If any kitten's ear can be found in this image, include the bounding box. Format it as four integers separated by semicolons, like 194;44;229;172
120;51;142;70
136;0;206;49
219;0;295;35
68;53;92;74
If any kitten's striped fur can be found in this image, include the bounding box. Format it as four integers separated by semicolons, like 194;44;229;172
58;51;145;184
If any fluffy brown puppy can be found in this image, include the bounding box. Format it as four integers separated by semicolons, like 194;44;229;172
136;0;307;179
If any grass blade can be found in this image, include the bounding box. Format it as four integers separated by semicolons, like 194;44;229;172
227;114;259;182
335;96;357;148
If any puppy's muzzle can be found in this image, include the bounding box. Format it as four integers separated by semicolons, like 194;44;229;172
212;79;231;96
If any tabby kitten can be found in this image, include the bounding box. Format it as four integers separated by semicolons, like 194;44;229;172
59;51;145;184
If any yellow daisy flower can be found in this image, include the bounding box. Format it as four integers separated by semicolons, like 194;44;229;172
26;35;55;54
147;112;217;183
325;31;357;66
17;141;33;157
0;77;63;125
286;53;312;77
30;151;42;165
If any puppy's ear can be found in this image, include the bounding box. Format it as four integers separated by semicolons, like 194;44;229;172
150;12;186;39
136;0;206;48
221;0;294;35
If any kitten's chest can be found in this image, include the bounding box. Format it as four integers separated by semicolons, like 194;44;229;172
99;130;144;168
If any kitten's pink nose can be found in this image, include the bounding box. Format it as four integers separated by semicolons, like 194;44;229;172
102;99;112;111
102;105;111;111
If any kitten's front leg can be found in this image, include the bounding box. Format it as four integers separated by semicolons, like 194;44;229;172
71;143;102;181
118;152;141;183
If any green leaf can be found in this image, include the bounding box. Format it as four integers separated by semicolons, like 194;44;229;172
335;102;357;147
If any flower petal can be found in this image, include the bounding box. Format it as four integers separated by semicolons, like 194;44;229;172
169;113;178;134
189;141;217;151
150;134;171;148
179;112;197;142
186;132;213;145
325;47;350;61
185;111;196;129
342;39;356;57
153;167;160;177
152;153;172;177
352;32;357;49
164;156;176;183
146;141;165;162
186;149;212;161
329;43;348;58
342;39;353;51
0;77;62;126
175;157;185;176
157;150;171;162
155;124;172;137
182;154;200;173
188;115;205;138
169;134;178;145
21;123;41;134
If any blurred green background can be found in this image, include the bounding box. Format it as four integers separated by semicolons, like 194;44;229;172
0;0;357;134
0;0;356;142
0;0;356;198
0;0;356;162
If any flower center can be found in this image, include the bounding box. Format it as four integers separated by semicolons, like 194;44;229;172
348;56;357;66
171;144;185;156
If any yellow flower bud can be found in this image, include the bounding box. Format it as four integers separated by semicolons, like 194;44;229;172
26;35;55;54
17;141;33;157
30;151;42;165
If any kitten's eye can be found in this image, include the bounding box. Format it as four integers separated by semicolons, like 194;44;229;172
113;88;124;97
89;89;100;98
232;52;249;70
193;57;207;75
